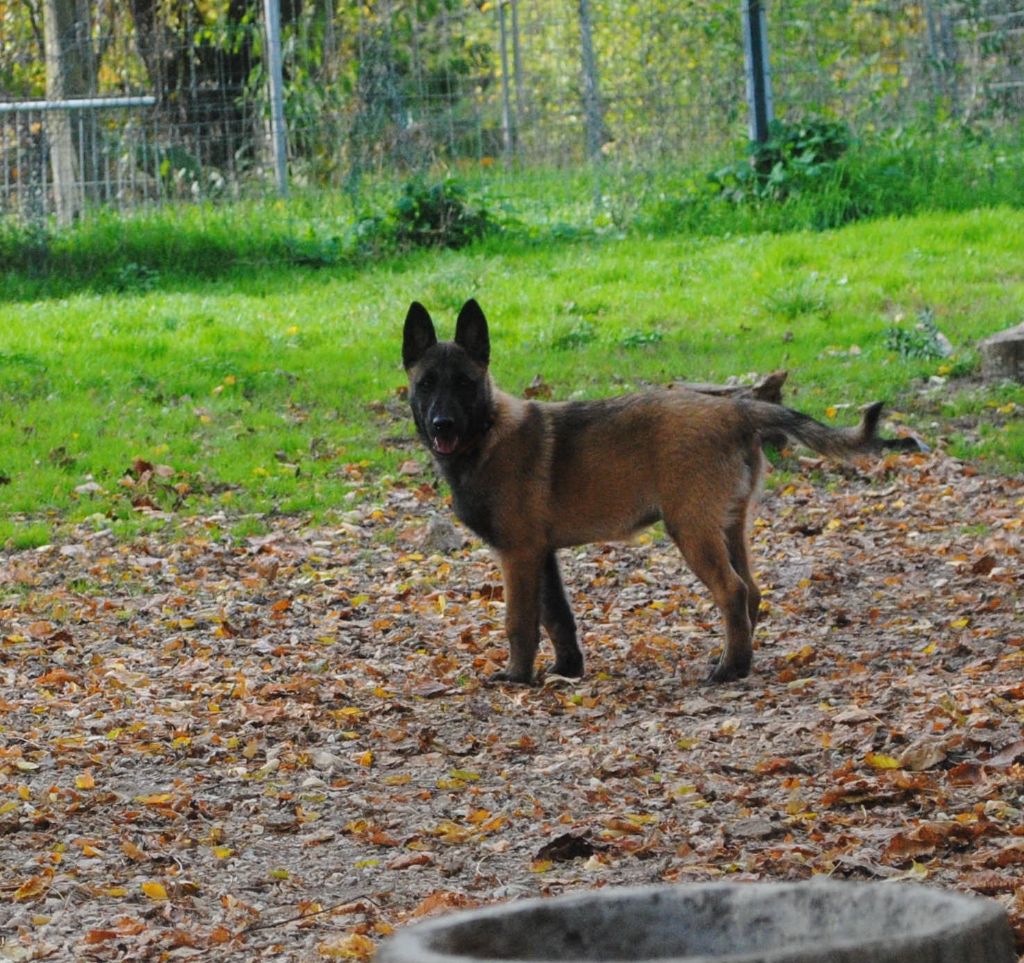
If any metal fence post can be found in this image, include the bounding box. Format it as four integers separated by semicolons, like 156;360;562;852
263;0;289;197
497;0;516;157
578;0;606;160
741;0;774;143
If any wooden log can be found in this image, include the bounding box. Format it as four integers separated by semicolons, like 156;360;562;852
979;323;1024;383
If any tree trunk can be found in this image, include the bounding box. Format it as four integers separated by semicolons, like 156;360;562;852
577;0;606;160
43;0;91;224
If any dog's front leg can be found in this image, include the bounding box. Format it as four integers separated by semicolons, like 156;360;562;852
491;550;544;684
541;552;583;678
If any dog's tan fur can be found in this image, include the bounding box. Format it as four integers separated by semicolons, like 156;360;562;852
403;299;923;684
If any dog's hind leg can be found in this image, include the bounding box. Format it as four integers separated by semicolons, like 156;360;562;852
541;552;583;678
725;516;761;633
667;522;753;683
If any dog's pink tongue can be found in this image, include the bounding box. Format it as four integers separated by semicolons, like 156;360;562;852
434;436;459;455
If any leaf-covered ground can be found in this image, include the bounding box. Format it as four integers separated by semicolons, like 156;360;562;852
1;450;1022;961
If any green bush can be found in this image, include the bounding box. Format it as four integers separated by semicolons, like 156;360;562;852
709;118;852;203
884;307;950;361
391;177;495;250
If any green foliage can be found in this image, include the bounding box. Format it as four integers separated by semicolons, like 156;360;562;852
763;278;831;321
2;207;1024;545
0;220;51;276
884;308;948;361
114;262;161;293
709;118;852;203
619;330;665;349
552;320;598;350
390;178;496;250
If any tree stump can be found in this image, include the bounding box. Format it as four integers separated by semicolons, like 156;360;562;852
980;323;1024;383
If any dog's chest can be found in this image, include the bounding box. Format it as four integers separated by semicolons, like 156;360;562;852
450;483;501;548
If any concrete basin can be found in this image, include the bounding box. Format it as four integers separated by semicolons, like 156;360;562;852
376;880;1015;963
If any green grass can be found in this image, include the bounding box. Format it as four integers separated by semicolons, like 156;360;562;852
2;126;1024;546
2;204;1023;548
3;124;1023;299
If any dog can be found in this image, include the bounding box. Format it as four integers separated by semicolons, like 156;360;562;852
403;299;924;684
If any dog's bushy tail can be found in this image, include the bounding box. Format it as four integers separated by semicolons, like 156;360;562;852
746;400;928;459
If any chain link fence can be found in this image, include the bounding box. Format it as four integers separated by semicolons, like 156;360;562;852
2;0;1022;223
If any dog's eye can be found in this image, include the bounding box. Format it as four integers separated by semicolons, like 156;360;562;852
418;373;437;391
454;374;475;390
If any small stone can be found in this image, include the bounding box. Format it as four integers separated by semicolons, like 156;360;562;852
421;516;465;554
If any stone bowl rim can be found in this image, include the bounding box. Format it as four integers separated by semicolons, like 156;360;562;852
376;879;1009;963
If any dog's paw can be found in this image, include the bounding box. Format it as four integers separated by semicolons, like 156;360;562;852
705;657;752;684
550;653;584;679
488;668;535;686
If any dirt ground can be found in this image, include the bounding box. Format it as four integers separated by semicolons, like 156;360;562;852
1;449;1022;961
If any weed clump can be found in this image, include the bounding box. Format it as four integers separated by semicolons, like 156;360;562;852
287;177;496;266
884;307;952;361
709;118;851;204
390;178;495;250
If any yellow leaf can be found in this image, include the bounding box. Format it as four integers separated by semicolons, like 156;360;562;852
530;859;554;873
318;932;375;959
76;770;96;790
950;617;970;629
13;876;49;901
213;846;234;860
141;881;168;901
103;886;128;897
268;868;290;880
448;769;480;782
865;752;901;770
355;751;373;768
122;840;146;861
136;793;174;806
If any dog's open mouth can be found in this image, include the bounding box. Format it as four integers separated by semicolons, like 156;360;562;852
432;435;460;456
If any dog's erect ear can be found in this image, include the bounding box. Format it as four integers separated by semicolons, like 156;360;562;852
454;299;490;368
403;302;438;369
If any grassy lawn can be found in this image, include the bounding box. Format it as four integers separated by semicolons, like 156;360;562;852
2;204;1023;549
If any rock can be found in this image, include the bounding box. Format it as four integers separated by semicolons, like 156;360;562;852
980;322;1024;382
421;515;465;554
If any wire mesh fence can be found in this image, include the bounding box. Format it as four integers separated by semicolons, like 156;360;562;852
1;0;1023;224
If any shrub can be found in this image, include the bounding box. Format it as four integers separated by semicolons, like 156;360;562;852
391;178;494;249
709;118;852;203
884;307;951;361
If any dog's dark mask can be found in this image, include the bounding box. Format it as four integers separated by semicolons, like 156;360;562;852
403;300;493;459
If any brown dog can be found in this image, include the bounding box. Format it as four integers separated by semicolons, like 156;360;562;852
403;299;923;684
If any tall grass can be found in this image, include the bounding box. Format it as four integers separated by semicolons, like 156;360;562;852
2;124;1023;547
3;124;1023;300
